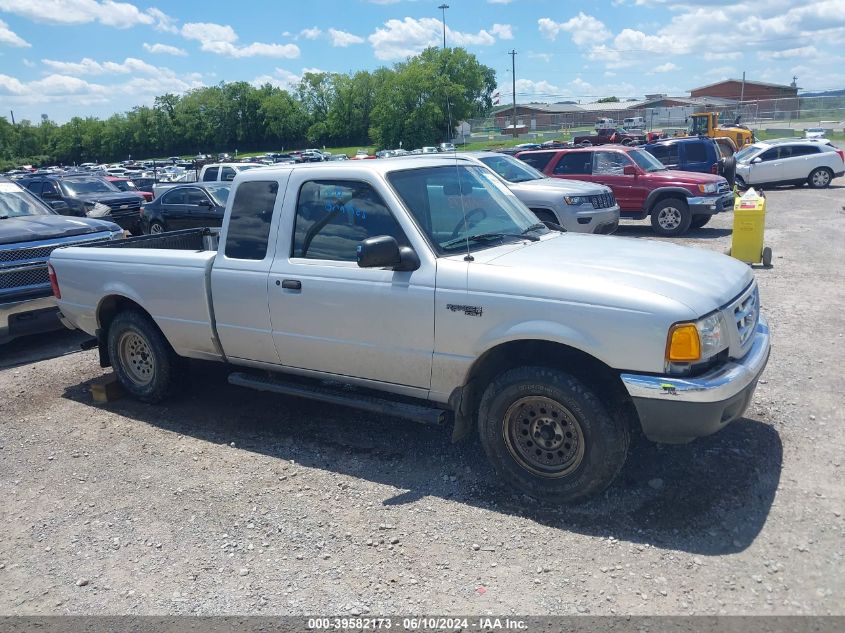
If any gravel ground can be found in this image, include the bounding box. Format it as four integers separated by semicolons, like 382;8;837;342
1;179;843;616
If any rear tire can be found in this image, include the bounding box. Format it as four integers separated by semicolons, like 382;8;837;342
719;156;737;189
808;167;833;189
477;366;629;504
107;310;184;403
650;198;691;237
690;215;711;229
579;140;592;147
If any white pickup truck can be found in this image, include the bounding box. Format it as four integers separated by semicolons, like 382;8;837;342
50;157;770;502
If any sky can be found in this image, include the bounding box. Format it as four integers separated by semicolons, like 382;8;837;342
0;0;843;123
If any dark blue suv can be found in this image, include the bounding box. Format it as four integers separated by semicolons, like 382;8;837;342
643;137;736;187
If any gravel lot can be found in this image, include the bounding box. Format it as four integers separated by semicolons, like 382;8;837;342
1;178;843;616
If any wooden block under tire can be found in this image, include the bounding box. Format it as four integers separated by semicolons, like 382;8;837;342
90;373;125;403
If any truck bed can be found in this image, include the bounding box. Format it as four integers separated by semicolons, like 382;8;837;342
50;228;222;362
85;227;219;252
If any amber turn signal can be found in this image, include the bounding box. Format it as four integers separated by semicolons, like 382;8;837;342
666;323;701;362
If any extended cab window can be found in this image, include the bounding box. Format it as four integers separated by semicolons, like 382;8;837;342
224;181;279;260
202;166;219;182
518;152;556;171
552;153;591;175
220;167;236;181
292;180;407;262
593;151;631;175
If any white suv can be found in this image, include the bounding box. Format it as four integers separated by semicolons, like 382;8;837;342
734;139;844;188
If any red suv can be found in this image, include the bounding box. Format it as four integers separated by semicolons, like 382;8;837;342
516;145;734;236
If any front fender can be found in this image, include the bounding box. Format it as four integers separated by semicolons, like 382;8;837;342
644;187;693;212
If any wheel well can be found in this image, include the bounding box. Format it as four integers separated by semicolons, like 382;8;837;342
451;339;633;441
648;191;688;215
97;295;156;334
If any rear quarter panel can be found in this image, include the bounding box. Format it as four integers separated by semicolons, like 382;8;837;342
50;247;220;360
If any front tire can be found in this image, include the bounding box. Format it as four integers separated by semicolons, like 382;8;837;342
477;367;629;503
107;310;183;403
148;220;166;234
650;198;691;236
808;167;833;189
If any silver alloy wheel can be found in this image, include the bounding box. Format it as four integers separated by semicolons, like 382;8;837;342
811;169;831;187
118;331;155;386
149;222;164;234
657;206;682;230
502;395;585;478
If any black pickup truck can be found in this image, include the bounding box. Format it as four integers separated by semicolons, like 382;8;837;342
0;178;123;344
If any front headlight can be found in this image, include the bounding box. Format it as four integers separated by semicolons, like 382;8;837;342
564;195;587;205
666;312;727;363
697;183;718;194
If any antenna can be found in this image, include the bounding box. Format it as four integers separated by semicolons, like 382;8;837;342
509;50;517;138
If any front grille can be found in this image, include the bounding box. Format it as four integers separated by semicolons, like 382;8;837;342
0;236;110;266
733;285;759;346
0;265;49;291
104;199;141;211
589;192;615;209
718;181;731;194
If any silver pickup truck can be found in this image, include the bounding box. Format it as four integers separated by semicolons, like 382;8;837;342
49;157;770;502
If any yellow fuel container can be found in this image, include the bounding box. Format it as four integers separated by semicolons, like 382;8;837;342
731;188;771;266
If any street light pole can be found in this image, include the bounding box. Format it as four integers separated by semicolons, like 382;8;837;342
438;4;449;49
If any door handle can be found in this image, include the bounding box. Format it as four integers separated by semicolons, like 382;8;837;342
281;279;301;290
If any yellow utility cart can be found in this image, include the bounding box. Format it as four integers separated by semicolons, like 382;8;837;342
730;188;772;267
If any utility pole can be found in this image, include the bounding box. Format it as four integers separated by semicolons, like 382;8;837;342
438;4;449;49
509;50;517;138
9;110;15;125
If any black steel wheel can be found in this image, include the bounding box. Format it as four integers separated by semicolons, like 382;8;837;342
478;366;629;503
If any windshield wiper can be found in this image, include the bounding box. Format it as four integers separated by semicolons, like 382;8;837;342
0;215;10;220
442;231;540;250
522;222;547;234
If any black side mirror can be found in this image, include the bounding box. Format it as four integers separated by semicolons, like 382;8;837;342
356;236;419;271
48;200;69;212
42;191;60;200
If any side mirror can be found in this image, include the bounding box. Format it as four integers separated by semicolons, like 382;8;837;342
356;236;420;271
623;164;638;176
42;191;60;200
751;157;762;164
48;200;69;212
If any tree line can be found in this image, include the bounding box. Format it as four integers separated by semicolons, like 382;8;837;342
0;47;496;171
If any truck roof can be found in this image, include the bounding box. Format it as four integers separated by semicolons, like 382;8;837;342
232;156;476;183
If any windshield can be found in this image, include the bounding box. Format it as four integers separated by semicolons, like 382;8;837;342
734;144;762;162
387;165;547;255
478;154;544;183
689;116;709;135
806;128;824;134
0;182;53;218
111;180;138;191
206;184;231;206
628;149;666;172
237;165;259;171
61;178;119;195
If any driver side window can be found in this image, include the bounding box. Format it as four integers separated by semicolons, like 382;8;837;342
593;151;631;175
292;180;408;262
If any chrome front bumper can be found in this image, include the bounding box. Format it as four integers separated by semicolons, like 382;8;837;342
620;316;771;443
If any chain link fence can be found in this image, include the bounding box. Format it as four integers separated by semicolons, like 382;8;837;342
460;95;845;143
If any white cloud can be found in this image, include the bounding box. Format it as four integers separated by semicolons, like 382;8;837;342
653;62;678;72
41;56;160;76
491;23;514;39
0;0;154;28
757;46;821;60
703;51;742;61
368;17;496;60
299;26;322;40
538;13;612;45
181;21;300;58
328;28;364;47
0;17;29;47
143;42;187;56
146;7;178;33
527;52;552;63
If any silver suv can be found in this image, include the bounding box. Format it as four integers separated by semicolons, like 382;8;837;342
455;151;620;234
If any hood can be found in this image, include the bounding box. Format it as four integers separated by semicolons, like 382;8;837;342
0;214;120;246
513;177;612;196
644;169;725;186
473;233;753;317
73;192;141;205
